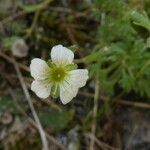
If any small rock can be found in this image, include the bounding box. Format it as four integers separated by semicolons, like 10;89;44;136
0;112;13;125
11;38;29;58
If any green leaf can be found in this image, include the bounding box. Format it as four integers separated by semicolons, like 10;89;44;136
19;4;42;13
146;37;150;48
38;108;75;131
65;64;78;71
47;60;56;68
0;96;19;114
68;45;78;52
2;36;19;49
18;0;53;13
119;69;135;92
130;11;150;31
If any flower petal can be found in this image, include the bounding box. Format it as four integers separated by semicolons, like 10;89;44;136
31;80;52;99
59;81;78;104
51;45;74;66
68;69;88;88
30;58;50;80
59;69;88;104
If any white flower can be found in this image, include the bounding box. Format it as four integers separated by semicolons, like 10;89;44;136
30;45;88;104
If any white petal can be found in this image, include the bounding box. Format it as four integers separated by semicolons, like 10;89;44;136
30;58;50;80
69;69;88;88
59;69;88;104
59;81;78;104
31;80;52;99
51;45;74;66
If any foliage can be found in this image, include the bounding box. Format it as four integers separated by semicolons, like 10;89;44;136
38;107;75;132
0;96;20;114
86;0;150;98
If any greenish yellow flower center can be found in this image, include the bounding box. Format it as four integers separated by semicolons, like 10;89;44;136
50;67;67;82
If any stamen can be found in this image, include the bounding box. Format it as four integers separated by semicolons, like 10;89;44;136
49;67;68;82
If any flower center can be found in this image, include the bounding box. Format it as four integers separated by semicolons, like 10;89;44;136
50;67;67;82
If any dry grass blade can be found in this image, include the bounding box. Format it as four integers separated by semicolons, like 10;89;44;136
86;133;119;150
89;79;99;150
0;52;29;72
13;60;49;150
8;87;65;150
78;92;150;109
